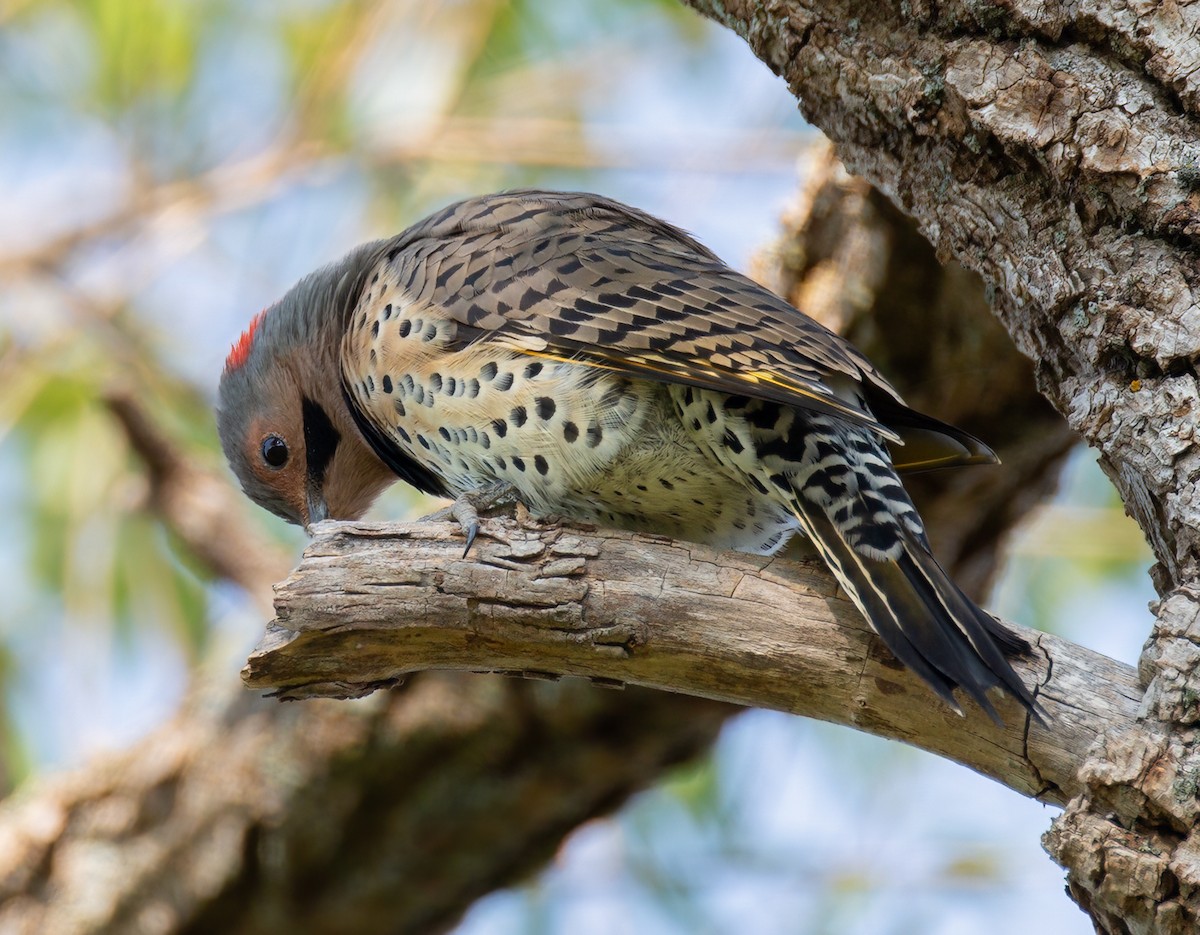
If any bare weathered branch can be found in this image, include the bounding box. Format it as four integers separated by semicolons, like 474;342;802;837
244;515;1140;808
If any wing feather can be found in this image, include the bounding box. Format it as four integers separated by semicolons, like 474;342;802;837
382;191;905;439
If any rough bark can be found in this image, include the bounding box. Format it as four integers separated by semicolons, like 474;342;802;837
244;515;1139;808
677;1;1200;930
0;157;1076;932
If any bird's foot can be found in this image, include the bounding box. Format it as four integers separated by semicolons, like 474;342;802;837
426;482;519;556
515;501;565;530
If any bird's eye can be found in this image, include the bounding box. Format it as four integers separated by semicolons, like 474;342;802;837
261;435;289;468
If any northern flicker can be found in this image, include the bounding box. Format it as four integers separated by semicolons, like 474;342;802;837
218;189;1038;721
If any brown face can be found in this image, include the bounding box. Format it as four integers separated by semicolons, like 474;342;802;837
219;287;398;530
220;359;312;526
228;377;396;528
242;408;308;525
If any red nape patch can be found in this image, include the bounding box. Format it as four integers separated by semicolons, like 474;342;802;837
225;310;266;372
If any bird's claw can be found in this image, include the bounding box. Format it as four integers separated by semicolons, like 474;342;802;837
450;498;481;557
428;482;518;557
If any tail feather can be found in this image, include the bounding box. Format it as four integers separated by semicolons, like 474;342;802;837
789;497;1041;723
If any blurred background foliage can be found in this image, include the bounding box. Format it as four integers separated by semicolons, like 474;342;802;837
0;1;1152;932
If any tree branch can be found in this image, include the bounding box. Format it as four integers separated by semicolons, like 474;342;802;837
243;514;1139;808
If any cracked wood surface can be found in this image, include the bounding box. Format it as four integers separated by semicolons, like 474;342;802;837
244;515;1140;808
680;1;1200;930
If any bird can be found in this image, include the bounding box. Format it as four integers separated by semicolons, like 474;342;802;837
217;189;1039;721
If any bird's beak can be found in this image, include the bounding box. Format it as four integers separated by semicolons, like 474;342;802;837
299;396;339;532
305;485;329;531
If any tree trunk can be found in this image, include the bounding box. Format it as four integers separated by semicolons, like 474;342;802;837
678;1;1200;930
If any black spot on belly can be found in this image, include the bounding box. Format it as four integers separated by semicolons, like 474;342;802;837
534;455;549;475
510;406;527;427
417;434;430;450
371;320;379;337
492;418;507;438
536;397;556;420
383;303;392;319
429;373;443;393
480;361;498;380
511;456;526;472
398;320;412;338
705;401;717;423
494;371;514;391
394;400;406;417
563;421;579;443
446;377;457;395
467;378;480;398
524;361;543;379
659;479;674;490
439;427;452;442
721;429;744;454
585;423;603;447
382;375;392;393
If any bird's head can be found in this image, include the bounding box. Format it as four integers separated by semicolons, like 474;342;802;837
216;244;396;529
